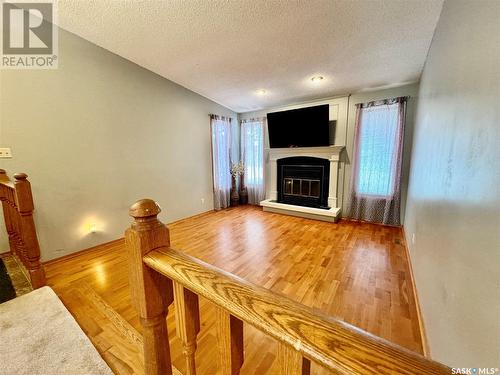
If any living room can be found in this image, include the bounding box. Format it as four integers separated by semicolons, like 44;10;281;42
0;1;498;374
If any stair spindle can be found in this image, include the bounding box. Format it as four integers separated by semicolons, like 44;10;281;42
277;342;311;375
0;173;16;257
7;187;20;256
216;307;244;375
173;282;201;375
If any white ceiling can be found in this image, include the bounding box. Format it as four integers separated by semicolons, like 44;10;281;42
56;0;443;113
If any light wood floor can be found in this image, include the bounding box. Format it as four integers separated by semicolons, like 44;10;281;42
45;206;423;374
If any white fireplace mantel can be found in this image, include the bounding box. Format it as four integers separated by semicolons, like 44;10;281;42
268;145;344;160
261;145;345;222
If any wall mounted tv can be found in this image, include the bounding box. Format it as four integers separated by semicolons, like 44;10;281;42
267;104;330;148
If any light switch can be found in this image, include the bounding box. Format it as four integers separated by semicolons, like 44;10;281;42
0;148;12;158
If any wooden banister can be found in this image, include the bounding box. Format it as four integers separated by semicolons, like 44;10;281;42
126;199;450;375
0;170;45;288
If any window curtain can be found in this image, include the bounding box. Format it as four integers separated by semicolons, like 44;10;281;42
348;97;407;225
210;114;232;210
241;118;265;204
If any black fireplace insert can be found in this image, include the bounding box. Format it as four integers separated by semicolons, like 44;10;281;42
277;156;330;209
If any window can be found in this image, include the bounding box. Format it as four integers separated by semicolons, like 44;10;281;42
356;103;400;197
348;97;407;226
210;115;232;210
241;119;265;204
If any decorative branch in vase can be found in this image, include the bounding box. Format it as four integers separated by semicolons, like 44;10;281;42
230;161;244;207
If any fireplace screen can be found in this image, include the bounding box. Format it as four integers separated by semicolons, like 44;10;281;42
277;156;330;209
283;178;321;198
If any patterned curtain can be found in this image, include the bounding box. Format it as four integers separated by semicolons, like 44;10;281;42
241;118;266;204
348;97;407;225
210;115;232;210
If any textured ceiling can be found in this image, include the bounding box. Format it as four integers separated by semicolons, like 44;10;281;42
56;0;443;112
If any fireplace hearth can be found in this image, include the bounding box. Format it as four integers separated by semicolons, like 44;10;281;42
277;156;330;209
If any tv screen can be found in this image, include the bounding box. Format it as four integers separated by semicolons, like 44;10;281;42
267;104;330;148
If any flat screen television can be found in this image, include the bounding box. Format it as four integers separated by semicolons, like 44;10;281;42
267;104;330;148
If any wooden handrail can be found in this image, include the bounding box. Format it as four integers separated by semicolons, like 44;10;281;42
126;199;450;375
0;169;45;288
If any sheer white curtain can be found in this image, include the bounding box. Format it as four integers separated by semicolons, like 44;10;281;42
348;97;407;225
210;115;232;210
241;118;265;204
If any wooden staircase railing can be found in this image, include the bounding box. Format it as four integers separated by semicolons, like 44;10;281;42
0;169;45;288
126;199;450;375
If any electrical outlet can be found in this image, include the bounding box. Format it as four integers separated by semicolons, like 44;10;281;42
411;233;416;245
201;198;205;205
0;148;12;158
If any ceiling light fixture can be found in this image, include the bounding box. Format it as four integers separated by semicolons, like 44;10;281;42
255;89;268;95
311;75;325;83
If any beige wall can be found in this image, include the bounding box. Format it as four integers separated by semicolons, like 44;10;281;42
404;0;500;367
0;28;237;260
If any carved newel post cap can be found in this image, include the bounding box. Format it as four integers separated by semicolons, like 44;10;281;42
14;173;28;180
0;169;6;174
129;199;161;219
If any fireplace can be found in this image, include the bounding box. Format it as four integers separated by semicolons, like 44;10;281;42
277;156;330;209
261;145;343;222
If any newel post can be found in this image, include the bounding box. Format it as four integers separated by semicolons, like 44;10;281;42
126;199;173;375
13;173;45;288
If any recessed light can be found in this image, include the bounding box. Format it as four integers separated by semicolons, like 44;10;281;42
311;75;325;83
255;89;268;95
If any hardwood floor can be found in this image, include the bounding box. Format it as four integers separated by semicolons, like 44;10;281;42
45;206;423;374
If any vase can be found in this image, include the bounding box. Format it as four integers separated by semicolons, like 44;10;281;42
230;175;239;207
239;173;248;205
